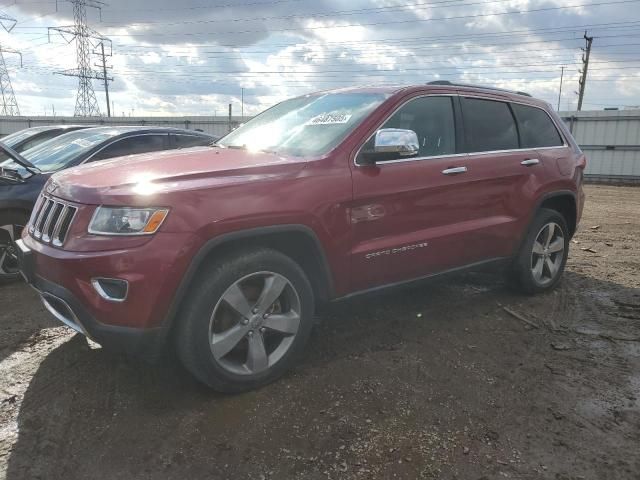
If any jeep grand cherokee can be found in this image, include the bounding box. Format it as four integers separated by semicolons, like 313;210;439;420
16;82;586;392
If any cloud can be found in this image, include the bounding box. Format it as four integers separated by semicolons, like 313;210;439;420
0;0;638;115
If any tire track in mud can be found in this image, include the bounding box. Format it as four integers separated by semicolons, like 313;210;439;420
303;275;501;371
529;271;640;478
1;185;639;480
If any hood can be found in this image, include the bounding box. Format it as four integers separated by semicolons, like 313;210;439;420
48;146;307;205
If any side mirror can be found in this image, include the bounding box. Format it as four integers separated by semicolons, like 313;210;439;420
359;128;419;164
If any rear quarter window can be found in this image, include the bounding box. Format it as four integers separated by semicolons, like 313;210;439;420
90;134;168;162
511;103;564;148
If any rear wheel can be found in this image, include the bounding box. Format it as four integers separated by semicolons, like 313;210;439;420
177;248;314;392
510;208;569;294
0;212;29;283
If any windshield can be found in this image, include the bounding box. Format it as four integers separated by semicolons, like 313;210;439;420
0;129;118;175
219;92;389;157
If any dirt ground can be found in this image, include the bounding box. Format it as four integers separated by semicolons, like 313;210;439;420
0;184;638;480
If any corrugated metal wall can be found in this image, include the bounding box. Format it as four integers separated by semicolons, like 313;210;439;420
1;110;639;182
560;109;640;182
0;116;246;139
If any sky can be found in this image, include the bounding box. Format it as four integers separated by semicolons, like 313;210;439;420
0;0;639;117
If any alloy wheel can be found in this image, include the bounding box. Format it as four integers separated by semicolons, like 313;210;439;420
530;222;565;286
0;224;23;277
209;271;301;376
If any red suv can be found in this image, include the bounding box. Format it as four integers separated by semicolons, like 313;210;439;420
16;83;586;392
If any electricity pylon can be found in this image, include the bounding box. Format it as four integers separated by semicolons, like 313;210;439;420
48;1;111;117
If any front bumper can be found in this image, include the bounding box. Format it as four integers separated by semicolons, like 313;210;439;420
15;233;196;359
33;271;166;359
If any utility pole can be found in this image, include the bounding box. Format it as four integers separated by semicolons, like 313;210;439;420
557;66;564;111
94;40;112;116
0;11;22;116
48;0;111;117
241;87;244;120
577;31;593;112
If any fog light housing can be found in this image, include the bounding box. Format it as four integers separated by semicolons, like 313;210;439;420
92;278;129;302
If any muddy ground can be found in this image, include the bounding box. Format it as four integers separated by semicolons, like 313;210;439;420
0;184;638;480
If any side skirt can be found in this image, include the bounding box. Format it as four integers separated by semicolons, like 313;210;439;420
332;257;510;302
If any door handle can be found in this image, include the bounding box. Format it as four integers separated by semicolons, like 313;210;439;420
442;166;468;175
521;158;540;166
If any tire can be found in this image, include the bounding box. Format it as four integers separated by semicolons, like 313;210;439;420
0;211;29;284
510;208;570;294
177;248;315;393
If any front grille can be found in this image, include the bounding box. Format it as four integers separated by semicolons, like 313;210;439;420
29;194;78;247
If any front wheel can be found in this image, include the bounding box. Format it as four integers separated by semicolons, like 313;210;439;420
177;248;315;393
0;212;29;283
510;208;570;294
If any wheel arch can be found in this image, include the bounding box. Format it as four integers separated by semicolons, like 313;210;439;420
512;190;577;259
536;191;578;238
163;224;335;331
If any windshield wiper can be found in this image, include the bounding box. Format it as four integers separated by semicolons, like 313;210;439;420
0;143;41;174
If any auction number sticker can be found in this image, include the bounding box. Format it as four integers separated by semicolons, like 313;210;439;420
306;112;352;125
71;139;93;148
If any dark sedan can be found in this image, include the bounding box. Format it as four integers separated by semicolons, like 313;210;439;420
0;125;92;157
0;126;216;280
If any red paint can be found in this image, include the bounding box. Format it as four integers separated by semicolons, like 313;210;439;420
23;85;584;332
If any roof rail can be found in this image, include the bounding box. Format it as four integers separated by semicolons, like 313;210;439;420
426;80;532;97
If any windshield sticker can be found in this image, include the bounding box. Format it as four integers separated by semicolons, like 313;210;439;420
71;139;93;148
305;113;352;126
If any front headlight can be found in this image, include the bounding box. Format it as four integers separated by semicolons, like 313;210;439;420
88;206;169;235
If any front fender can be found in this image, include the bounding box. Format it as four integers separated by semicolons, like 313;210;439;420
158;224;336;343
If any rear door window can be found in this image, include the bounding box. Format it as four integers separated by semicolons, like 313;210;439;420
170;134;211;149
461;98;519;152
90;134;168;161
511;103;564;148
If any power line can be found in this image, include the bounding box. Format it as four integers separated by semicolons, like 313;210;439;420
100;31;640;73
8;3;640;50
74;51;640;71
105;20;640;51
7;70;636;85
93;0;520;28
29;50;595;69
35;58;640;74
12;68;583;87
82;0;640;37
109;40;640;60
3;0;313;12
11;0;634;37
